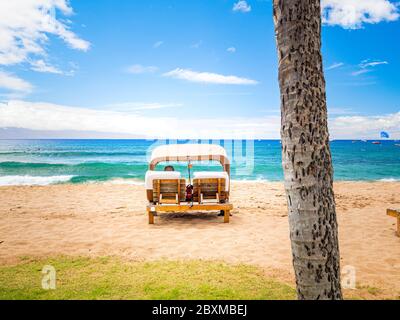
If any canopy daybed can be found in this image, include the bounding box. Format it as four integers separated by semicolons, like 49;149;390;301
145;144;233;224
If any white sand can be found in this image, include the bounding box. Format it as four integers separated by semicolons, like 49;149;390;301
0;181;399;298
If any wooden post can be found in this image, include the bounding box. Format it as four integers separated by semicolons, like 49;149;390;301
224;210;230;223
177;179;180;204
387;209;400;237
397;216;400;237
198;179;202;204
217;178;221;203
148;209;154;224
157;180;161;203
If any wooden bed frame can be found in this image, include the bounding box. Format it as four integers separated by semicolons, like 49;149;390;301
387;208;400;237
147;177;232;224
147;202;233;224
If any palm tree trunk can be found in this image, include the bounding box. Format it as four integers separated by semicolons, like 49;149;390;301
273;0;342;299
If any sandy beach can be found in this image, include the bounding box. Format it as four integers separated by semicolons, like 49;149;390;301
0;181;399;298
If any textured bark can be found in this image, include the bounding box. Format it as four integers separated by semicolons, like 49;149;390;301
273;0;342;300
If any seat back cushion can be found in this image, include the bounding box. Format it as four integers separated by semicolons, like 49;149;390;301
193;171;229;191
145;170;181;190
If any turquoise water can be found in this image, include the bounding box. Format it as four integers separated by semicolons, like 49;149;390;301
0;139;399;185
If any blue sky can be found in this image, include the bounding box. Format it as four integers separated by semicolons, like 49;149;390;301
0;0;399;139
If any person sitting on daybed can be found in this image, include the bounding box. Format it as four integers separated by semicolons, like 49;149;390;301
164;165;175;171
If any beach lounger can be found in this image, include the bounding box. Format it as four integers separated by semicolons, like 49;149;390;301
192;171;229;204
152;178;186;205
145;170;182;203
387;208;400;237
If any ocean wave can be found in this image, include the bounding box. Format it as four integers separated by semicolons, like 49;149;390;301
378;178;400;182
0;161;147;168
105;178;144;186
0;151;146;157
0;175;75;186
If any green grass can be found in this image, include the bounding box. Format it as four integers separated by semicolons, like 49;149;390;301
0;257;296;300
354;285;383;298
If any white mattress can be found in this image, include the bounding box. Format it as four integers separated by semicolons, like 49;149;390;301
193;171;229;191
145;170;181;190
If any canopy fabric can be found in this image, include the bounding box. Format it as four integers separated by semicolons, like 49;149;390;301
149;144;230;170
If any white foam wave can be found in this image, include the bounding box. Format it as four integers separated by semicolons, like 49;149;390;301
106;178;144;186
0;175;75;186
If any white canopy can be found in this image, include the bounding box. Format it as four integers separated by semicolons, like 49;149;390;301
149;144;230;173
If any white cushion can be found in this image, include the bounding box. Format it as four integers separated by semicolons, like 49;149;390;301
145;170;181;190
193;171;229;191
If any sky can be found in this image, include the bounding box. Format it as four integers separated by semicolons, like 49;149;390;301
0;0;399;139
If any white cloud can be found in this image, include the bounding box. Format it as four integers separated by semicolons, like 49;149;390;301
227;47;236;53
126;64;158;74
322;0;400;29
0;71;33;93
330;112;400;139
0;100;177;137
351;69;371;76
359;60;388;68
352;59;388;76
103;102;183;111
0;0;90;66
163;68;258;85
1;100;399;139
326;62;344;70
233;1;251;13
30;59;63;74
0;100;277;139
153;41;164;48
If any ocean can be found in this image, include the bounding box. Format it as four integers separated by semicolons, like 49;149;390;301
0;139;399;186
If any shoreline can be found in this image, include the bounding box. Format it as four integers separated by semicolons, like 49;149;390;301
1;177;400;187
